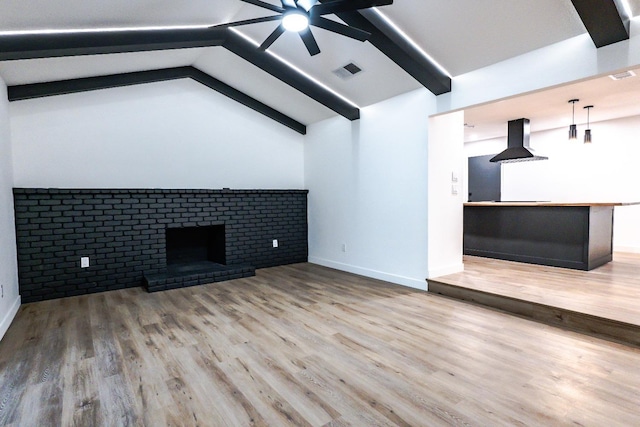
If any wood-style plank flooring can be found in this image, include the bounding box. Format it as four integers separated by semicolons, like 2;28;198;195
433;253;640;327
1;263;639;426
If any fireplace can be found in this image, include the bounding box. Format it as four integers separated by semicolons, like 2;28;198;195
142;223;254;291
13;188;308;300
166;224;225;268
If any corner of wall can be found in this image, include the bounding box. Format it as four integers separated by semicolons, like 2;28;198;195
304;89;435;289
427;111;465;278
0;295;21;340
0;75;21;341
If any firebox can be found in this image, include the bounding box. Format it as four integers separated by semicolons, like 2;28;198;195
166;224;226;269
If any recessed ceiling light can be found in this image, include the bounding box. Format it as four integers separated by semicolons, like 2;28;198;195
609;70;636;80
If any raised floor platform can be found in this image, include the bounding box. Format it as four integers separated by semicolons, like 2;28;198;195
427;253;640;347
143;261;255;292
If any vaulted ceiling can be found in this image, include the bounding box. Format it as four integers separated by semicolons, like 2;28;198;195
1;0;639;133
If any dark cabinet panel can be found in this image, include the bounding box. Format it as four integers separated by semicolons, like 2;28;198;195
464;205;614;270
468;154;501;202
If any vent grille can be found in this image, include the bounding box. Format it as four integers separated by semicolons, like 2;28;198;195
333;62;363;79
609;70;636;80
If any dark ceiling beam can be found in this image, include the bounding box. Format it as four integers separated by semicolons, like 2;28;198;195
329;6;451;95
186;67;306;134
570;0;630;47
0;28;227;61
223;32;360;121
7;66;306;135
7;68;190;100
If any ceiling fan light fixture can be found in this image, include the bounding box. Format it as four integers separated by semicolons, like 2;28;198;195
282;10;309;32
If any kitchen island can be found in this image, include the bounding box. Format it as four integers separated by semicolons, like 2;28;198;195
464;202;639;270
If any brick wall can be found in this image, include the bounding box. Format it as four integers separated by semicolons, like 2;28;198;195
13;188;308;302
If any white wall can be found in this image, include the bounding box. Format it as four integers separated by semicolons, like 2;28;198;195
427;111;465;278
305;89;436;289
10;78;304;189
0;76;20;341
464;114;640;252
438;22;640;114
435;22;640;263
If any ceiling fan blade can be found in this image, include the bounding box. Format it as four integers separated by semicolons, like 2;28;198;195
259;25;286;50
241;0;285;13
281;0;297;7
312;0;392;16
310;16;370;41
211;15;282;29
299;29;321;56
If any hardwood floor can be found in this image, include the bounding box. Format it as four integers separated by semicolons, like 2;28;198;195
1;263;639;426
428;253;640;346
432;253;640;326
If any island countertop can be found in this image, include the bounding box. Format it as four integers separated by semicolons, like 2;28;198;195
464;201;640;207
463;202;640;270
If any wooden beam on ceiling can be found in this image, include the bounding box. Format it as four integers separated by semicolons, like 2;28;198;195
7;66;306;135
223;32;360;121
187;67;307;134
325;6;451;95
0;28;360;122
571;0;630;48
0;28;227;61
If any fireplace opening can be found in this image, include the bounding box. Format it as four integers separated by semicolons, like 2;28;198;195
166;225;226;274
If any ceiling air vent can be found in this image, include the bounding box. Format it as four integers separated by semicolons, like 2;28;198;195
609;70;636;80
333;62;363;79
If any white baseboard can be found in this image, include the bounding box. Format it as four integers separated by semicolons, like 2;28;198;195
0;295;21;342
614;246;640;254
308;257;427;291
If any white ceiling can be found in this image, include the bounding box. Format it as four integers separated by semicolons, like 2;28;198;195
463;65;640;143
193;47;337;123
378;0;586;77
1;0;640;126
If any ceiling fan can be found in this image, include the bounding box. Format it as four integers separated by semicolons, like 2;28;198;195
213;0;393;56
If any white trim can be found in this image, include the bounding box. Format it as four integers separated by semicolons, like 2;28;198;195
614;246;640;254
0;295;21;342
308;257;427;291
426;263;464;279
0;25;212;36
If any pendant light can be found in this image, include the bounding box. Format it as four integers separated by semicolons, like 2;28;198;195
584;105;593;143
568;99;579;140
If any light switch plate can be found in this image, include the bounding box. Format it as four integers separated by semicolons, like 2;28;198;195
81;257;90;268
272;239;278;248
452;171;459;182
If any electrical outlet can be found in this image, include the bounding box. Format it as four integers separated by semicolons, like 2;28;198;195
272;239;279;248
341;243;347;252
1;284;3;298
81;257;90;268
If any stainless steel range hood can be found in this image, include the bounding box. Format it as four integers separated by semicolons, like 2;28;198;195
490;118;548;163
